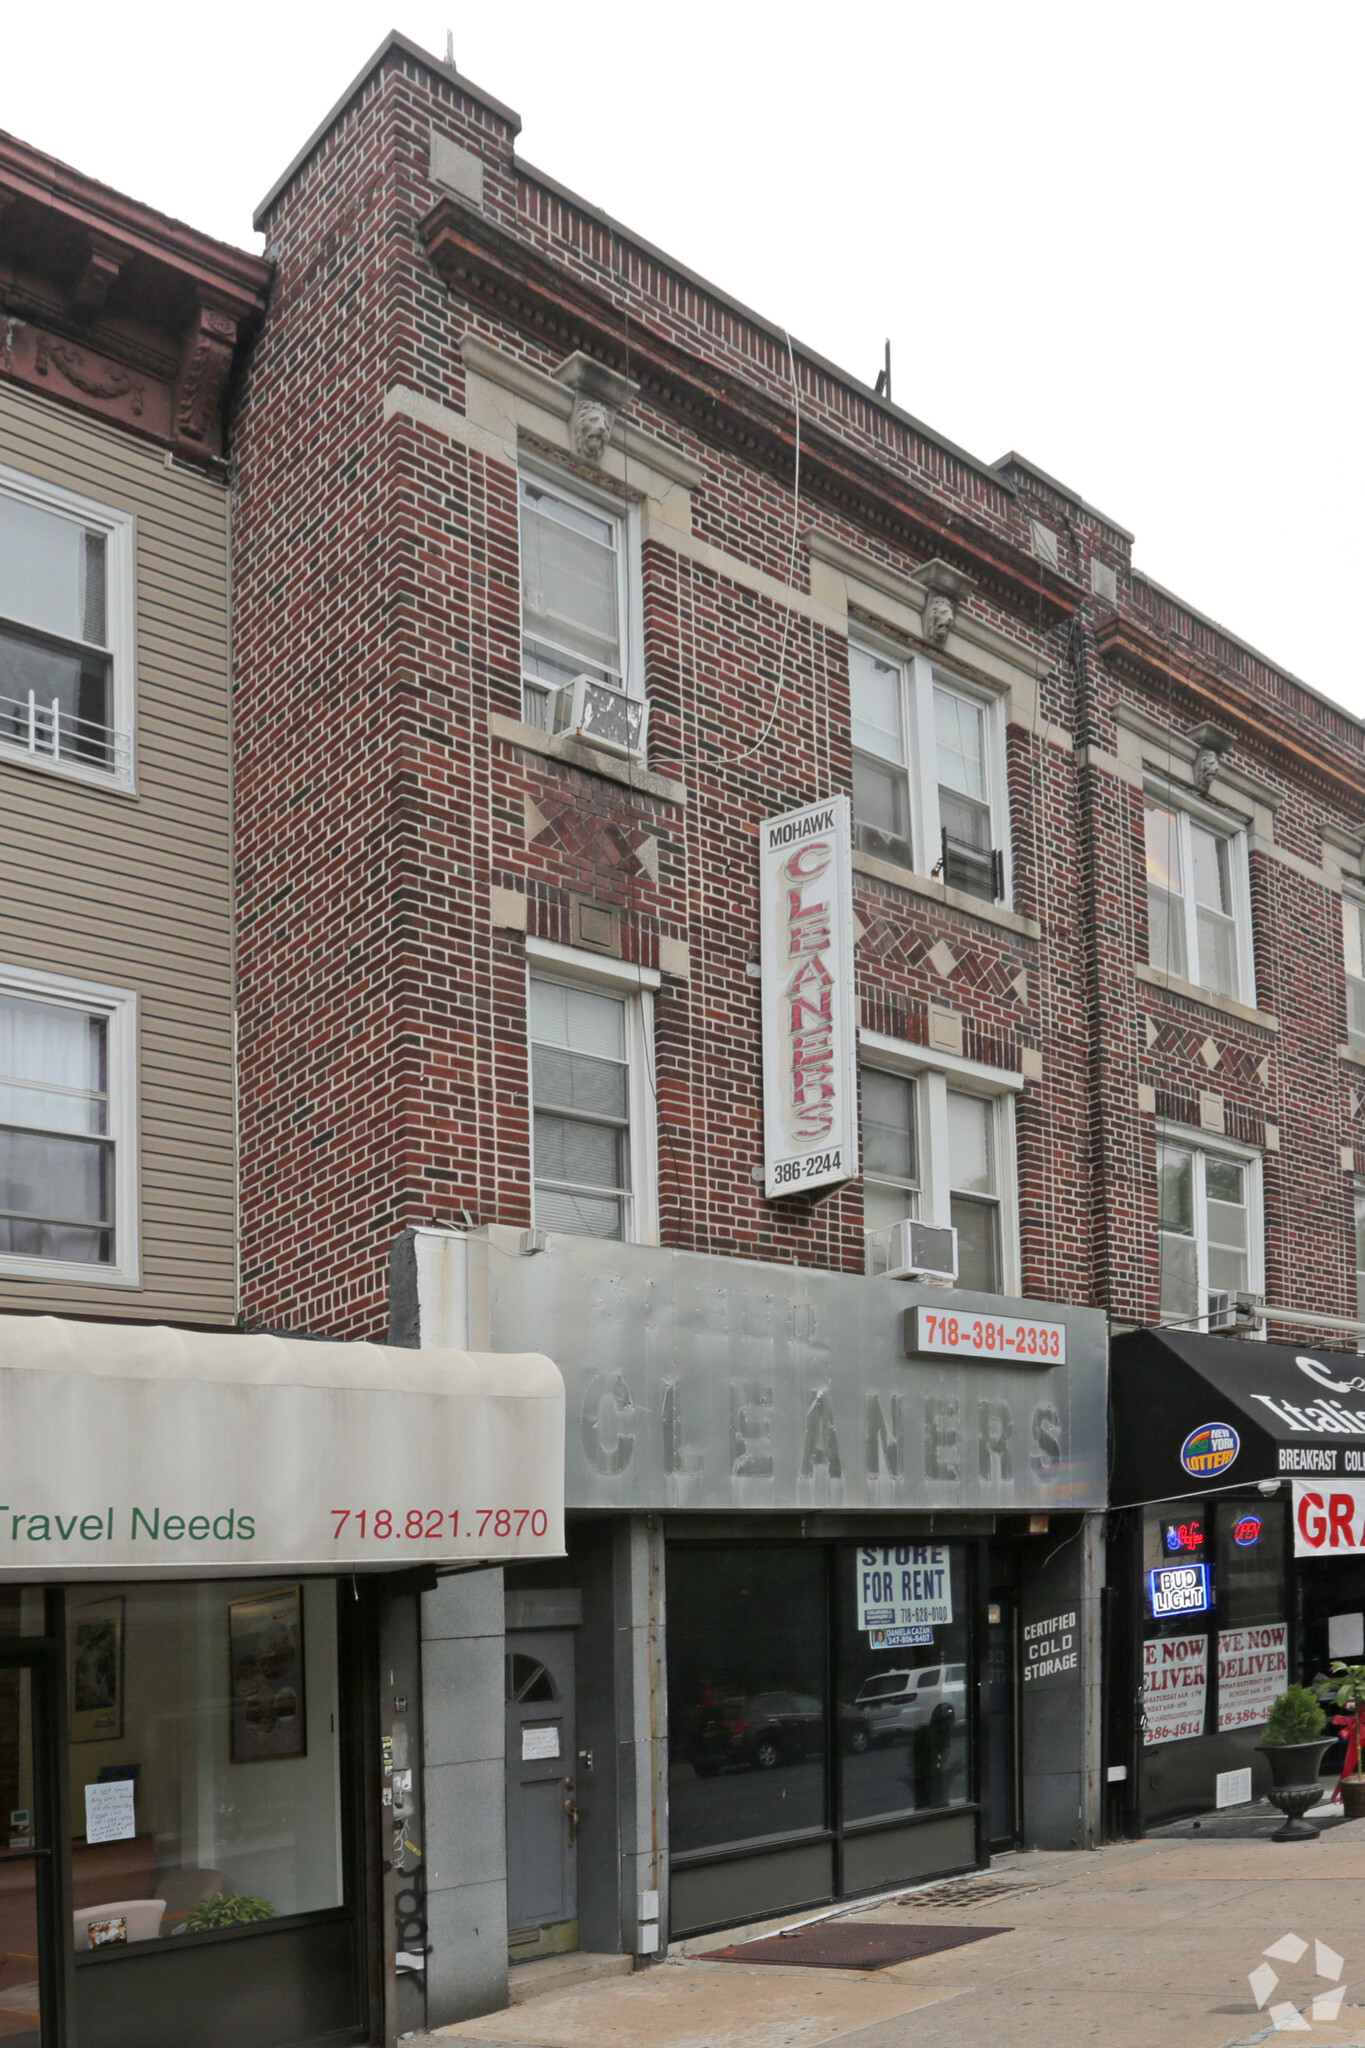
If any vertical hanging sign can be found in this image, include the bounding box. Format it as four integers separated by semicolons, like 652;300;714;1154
760;794;858;1199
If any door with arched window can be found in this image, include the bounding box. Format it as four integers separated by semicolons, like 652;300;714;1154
504;1631;577;1960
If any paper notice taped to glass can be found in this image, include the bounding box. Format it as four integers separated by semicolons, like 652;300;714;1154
84;1779;136;1844
522;1725;560;1761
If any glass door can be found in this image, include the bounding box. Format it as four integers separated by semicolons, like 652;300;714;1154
985;1595;1019;1851
0;1657;59;2047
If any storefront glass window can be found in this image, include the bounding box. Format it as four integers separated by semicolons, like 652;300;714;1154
1214;1497;1287;1629
666;1542;975;1861
0;1666;43;2027
0;1588;48;1637
839;1543;971;1825
666;1547;828;1855
69;1579;343;1957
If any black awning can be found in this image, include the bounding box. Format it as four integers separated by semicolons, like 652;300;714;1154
1111;1327;1365;1505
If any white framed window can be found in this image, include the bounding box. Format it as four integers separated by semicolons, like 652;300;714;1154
528;954;656;1244
849;639;1009;903
1343;893;1365;1051
860;1068;921;1233
1143;792;1252;1002
0;964;138;1285
860;1040;1020;1293
1354;1183;1365;1338
519;469;641;730
0;464;133;789
1157;1129;1262;1330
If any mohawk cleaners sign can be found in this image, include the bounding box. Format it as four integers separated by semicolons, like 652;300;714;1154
760;795;858;1199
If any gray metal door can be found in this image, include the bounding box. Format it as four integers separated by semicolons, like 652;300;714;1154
505;1629;577;1956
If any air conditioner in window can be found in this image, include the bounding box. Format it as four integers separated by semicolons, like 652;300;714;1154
940;830;1004;903
1207;1290;1262;1335
866;1219;959;1283
548;675;649;759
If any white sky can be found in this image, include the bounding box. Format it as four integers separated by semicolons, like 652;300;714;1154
6;3;1361;716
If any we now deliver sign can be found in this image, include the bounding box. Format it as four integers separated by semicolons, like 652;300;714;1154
1294;1480;1365;1556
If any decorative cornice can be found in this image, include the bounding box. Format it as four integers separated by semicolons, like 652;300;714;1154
0;131;271;464
423;197;1080;630
1095;611;1365;813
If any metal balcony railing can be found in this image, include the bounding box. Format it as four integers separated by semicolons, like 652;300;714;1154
0;689;131;781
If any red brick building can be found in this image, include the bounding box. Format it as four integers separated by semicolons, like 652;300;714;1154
231;30;1365;2030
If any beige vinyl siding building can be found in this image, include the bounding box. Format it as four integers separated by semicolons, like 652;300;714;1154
0;139;270;1327
0;384;236;1321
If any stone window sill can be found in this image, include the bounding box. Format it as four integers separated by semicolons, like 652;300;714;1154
1133;963;1279;1033
852;850;1041;939
488;713;687;804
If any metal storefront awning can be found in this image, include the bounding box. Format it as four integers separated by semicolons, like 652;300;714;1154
1111;1326;1365;1507
0;1314;565;1577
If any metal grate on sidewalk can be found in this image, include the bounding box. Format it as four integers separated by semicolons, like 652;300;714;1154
898;1876;1042;1910
700;1921;1011;1970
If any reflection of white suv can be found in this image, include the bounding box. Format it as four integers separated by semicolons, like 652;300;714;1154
855;1664;967;1741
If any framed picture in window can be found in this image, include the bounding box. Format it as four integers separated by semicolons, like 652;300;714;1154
70;1596;124;1743
229;1585;306;1762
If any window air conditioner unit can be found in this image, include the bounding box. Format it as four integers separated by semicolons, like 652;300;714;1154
1207;1290;1262;1335
549;675;648;760
940;830;1004;903
867;1219;959;1283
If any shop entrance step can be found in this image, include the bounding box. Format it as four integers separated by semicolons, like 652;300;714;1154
508;1951;634;2003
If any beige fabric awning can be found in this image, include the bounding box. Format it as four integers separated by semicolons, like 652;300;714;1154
0;1315;564;1577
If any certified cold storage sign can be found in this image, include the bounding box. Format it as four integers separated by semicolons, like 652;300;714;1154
760;795;858;1199
857;1545;954;1630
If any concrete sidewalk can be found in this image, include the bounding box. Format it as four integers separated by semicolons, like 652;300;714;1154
422;1824;1365;2048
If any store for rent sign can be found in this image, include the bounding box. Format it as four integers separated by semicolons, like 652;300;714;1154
1294;1480;1365;1555
1143;1633;1208;1745
856;1544;953;1630
760;795;857;1199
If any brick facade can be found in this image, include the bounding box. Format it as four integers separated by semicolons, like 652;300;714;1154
232;35;1365;1344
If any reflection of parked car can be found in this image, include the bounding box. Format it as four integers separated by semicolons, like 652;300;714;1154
854;1664;967;1742
689;1692;872;1775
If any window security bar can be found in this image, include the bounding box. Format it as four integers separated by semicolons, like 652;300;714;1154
939;829;1003;902
0;688;130;776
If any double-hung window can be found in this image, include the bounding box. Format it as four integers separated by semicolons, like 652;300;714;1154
529;974;649;1241
849;641;1006;902
1157;1135;1261;1327
519;473;635;729
0;967;137;1282
860;1069;920;1233
0;465;132;787
947;1090;1003;1293
1343;894;1365;1051
860;1054;1017;1292
1355;1184;1365;1331
1144;796;1250;1002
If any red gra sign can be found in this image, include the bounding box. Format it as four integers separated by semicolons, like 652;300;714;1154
1293;1481;1365;1555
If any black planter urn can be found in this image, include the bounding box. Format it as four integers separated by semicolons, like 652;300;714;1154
1256;1741;1331;1840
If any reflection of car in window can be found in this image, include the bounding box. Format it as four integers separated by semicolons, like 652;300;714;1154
853;1665;966;1742
687;1690;871;1775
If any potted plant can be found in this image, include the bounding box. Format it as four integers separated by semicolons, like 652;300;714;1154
171;1890;274;1934
1257;1685;1330;1840
1314;1662;1365;1821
